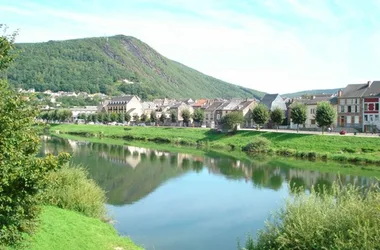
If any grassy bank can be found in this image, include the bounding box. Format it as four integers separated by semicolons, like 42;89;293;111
51;124;380;165
10;206;142;250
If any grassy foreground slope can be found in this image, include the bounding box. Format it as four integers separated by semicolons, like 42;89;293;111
13;206;142;250
52;124;380;164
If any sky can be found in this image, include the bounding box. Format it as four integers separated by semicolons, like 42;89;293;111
2;0;380;94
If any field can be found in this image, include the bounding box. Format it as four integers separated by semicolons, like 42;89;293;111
51;124;380;164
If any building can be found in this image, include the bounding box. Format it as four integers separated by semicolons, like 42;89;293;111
70;106;98;119
303;95;338;129
98;95;143;120
362;81;380;132
204;101;224;128
260;94;287;111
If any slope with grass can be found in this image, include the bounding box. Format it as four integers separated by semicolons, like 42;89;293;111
11;206;142;250
51;124;380;164
7;35;264;100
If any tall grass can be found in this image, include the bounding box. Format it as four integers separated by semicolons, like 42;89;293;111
41;164;107;220
239;182;380;250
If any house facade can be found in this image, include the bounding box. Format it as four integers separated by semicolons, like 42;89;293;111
98;95;143;120
303;95;338;129
204;101;224;128
362;81;380;132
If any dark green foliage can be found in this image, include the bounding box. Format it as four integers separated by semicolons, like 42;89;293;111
270;107;285;129
0;80;69;246
240;183;380;250
38;109;72;122
251;104;269;128
125;113;131;123
170;110;177;123
159;112;166;123
315;101;336;134
243;137;271;153
192;109;204;124
290;103;307;132
117;113;125;123
150;111;157;123
0;25;17;71
140;114;147;122
7;35;265;100
181;109;191;126
220;111;244;131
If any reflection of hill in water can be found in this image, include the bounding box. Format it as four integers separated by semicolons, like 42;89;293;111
40;137;379;206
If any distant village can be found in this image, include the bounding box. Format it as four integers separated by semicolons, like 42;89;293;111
23;80;380;133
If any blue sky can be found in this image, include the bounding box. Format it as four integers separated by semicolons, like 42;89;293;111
2;0;380;94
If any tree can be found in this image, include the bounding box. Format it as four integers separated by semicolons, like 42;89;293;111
159;112;166;124
252;104;269;129
220;111;244;132
192;109;204;126
133;114;140;123
181;109;191;126
291;103;307;132
270;107;285;130
125;113;131;123
170;110;177;123
150;111;157;123
140;113;147;122
315;101;336;134
110;112;118;122
0;24;17;71
117;113;125;123
0;28;69;246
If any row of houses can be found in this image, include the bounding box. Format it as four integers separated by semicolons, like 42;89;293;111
70;80;380;132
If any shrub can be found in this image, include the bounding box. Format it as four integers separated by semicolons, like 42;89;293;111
41;164;107;220
243;137;271;153
362;147;375;153
239;183;380;250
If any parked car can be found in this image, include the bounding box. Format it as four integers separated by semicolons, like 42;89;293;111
339;130;346;135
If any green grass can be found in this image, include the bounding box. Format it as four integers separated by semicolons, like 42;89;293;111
11;206;142;250
52;124;380;165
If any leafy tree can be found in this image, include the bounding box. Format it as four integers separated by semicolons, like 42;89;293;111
315;101;336;134
104;112;111;123
125;113;131;123
220;111;244;131
133;114;140;123
85;113;93;123
0;24;17;71
0;28;69;246
252;104;269;129
291;103;307;132
110;112;118;122
192;109;204;126
91;113;97;123
159;112;166;124
140;113;147;122
170;110;177;123
270;107;285;130
77;113;86;120
181;109;191;126
117;113;125;123
150;110;157;123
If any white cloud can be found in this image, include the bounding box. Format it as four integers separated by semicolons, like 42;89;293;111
3;0;380;94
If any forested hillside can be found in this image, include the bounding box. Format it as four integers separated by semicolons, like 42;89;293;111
283;88;341;98
7;35;264;100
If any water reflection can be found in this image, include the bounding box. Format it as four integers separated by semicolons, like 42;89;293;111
40;136;377;206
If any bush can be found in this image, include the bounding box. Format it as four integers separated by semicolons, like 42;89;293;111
239;183;380;250
41;164;107;220
243;137;271;153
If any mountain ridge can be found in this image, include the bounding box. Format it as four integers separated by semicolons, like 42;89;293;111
7;35;265;100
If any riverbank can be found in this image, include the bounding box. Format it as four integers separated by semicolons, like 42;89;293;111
9;206;142;250
51;124;380;165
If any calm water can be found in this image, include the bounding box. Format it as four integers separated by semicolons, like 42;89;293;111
40;136;378;250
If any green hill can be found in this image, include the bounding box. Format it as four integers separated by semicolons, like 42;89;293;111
282;88;341;98
7;35;264;100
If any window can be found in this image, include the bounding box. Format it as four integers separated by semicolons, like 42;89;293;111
347;99;352;105
347;106;352;113
206;114;209;120
376;103;379;111
375;115;379;121
340;106;345;112
354;116;359;124
346;116;352;124
310;108;315;114
311;119;316;125
216;114;220;120
356;98;360;104
364;115;368;122
339;99;345;105
364;104;368;111
355;105;358;113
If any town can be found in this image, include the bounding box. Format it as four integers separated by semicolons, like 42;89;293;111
31;80;380;133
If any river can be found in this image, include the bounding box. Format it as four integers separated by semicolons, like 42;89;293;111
40;136;378;250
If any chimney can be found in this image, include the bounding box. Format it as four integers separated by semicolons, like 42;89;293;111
337;89;342;97
367;81;372;87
